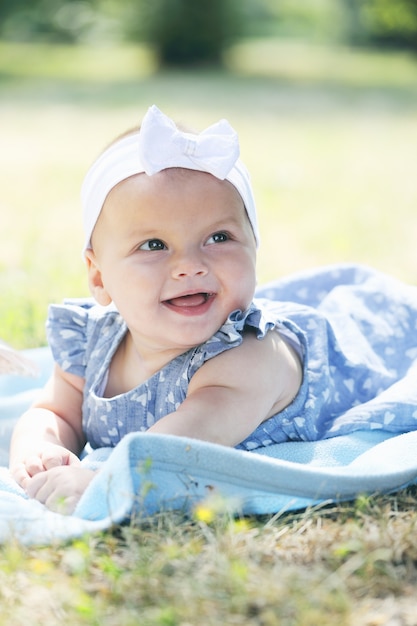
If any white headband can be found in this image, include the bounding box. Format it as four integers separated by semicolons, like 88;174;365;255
81;105;259;253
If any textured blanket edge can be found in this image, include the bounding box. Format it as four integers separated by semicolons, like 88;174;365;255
74;430;417;523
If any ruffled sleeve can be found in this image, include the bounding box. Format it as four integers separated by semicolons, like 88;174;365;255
187;301;298;378
46;299;96;378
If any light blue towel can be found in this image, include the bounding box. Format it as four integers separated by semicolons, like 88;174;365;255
0;347;416;545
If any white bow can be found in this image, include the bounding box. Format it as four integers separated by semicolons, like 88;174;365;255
138;105;240;179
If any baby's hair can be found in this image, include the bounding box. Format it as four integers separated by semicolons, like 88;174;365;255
98;126;139;154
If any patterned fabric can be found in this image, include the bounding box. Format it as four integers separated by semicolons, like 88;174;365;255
47;264;417;451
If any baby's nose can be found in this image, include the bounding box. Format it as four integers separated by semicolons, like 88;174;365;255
171;250;208;278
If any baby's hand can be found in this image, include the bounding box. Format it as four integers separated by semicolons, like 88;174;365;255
11;443;81;491
26;465;96;515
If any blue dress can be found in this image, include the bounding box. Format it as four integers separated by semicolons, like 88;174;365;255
47;264;417;452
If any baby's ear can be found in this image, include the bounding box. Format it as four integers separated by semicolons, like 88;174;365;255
84;250;112;306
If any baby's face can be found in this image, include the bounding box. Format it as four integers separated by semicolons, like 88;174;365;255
87;168;257;356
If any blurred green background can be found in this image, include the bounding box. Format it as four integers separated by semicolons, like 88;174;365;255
1;0;417;347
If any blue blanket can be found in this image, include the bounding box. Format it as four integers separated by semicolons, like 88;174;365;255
1;264;417;545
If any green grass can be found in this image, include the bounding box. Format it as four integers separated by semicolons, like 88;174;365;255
1;492;417;624
1;39;417;623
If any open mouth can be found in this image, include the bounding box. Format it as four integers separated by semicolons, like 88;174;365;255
164;292;214;308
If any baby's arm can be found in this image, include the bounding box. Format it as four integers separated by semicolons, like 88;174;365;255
148;330;302;446
9;364;95;512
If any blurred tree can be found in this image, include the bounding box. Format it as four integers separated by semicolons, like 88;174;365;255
0;0;416;55
363;0;417;50
124;0;245;67
0;0;104;43
256;0;347;42
343;0;417;50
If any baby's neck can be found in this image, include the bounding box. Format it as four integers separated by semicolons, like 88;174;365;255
104;331;185;396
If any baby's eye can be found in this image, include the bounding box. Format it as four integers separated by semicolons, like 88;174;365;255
139;239;166;251
206;231;230;245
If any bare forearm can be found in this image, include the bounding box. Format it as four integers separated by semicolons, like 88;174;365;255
10;407;84;466
147;389;255;447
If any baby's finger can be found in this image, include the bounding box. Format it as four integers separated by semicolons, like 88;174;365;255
40;450;65;470
26;470;75;514
26;471;48;499
24;455;46;477
66;451;82;466
10;463;32;491
25;471;49;500
41;448;81;470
